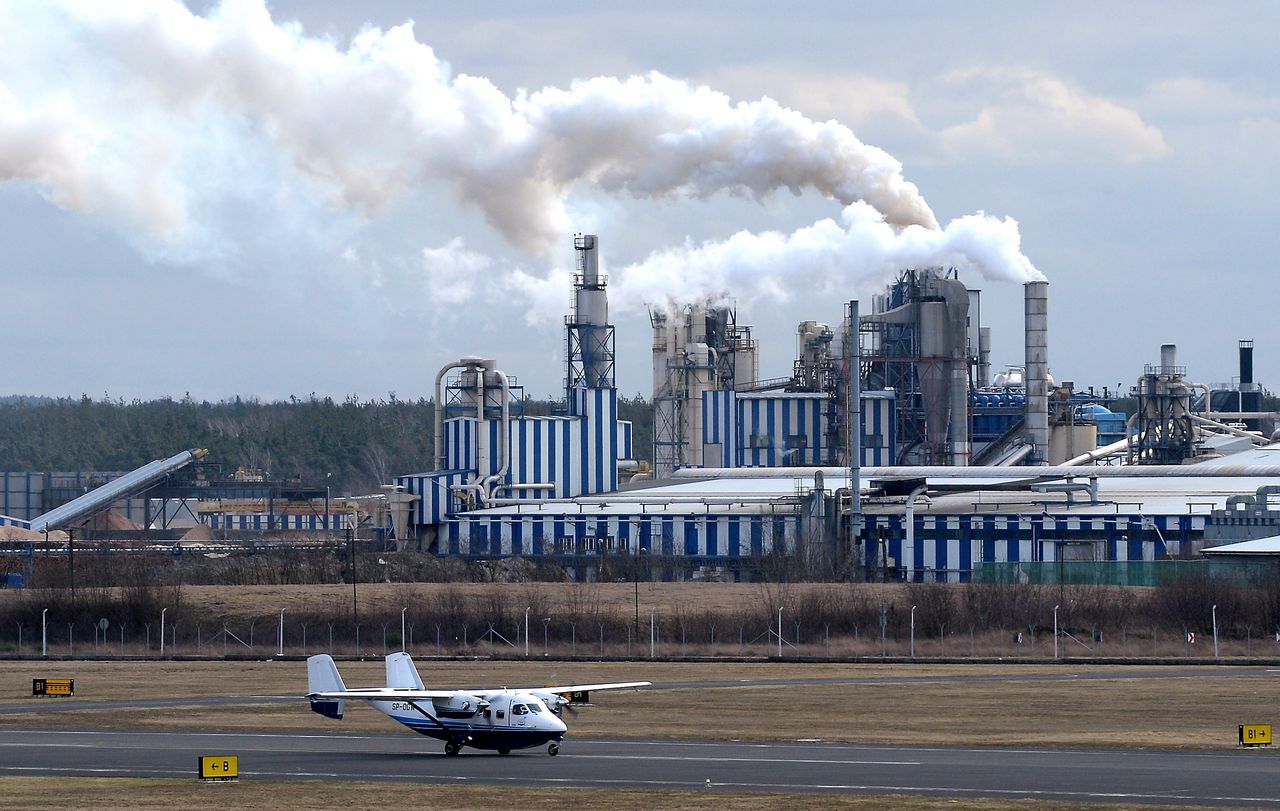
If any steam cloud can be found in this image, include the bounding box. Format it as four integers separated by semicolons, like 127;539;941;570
609;203;1043;319
0;0;1041;316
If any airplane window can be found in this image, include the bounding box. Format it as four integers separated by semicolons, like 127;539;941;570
512;704;526;715
527;704;541;713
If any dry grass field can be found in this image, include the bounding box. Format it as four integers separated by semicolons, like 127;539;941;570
0;777;1224;811
2;582;1276;809
0;658;1275;750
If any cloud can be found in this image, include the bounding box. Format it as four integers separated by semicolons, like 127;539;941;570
935;68;1172;164
419;237;490;305
696;63;1172;167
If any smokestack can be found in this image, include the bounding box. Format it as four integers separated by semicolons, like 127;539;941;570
1160;343;1177;373
1240;340;1255;391
977;327;992;388
569;234;613;391
1024;281;1049;465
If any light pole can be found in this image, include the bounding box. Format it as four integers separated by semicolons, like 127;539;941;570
910;605;917;658
41;608;47;657
278;608;286;656
777;607;783;657
543;618;550;656
349;525;358;624
524;607;530;657
1212;604;1219;658
401;607;408;652
160;608;168;658
650;609;655;659
1053;604;1060;660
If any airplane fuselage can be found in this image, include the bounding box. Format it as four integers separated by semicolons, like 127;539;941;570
372;691;566;752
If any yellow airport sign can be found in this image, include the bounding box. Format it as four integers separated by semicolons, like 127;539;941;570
32;678;74;697
198;755;240;782
1239;724;1272;747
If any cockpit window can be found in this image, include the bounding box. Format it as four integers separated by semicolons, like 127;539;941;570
527;703;541;713
512;704;527;715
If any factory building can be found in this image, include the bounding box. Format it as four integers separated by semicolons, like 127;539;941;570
397;235;635;548
395;234;1280;582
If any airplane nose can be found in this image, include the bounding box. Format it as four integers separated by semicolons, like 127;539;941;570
551;714;567;733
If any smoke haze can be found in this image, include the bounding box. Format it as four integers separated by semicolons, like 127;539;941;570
1;0;1040;320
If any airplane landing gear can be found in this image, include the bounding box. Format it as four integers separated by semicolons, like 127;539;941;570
547;742;560;757
445;740;462;756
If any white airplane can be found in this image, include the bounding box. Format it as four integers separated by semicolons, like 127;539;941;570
306;652;650;756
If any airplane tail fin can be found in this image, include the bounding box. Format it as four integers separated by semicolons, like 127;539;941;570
385;651;426;690
307;654;347;720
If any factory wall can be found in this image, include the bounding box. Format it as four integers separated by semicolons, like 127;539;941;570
700;390;896;468
438;511;802;557
737;393;828;466
440;389;624;500
397;470;469;526
431;508;1188;580
0;471;149;523
860;513;1192;583
206;513;357;531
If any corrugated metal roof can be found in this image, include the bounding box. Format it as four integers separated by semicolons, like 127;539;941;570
1201;536;1280;555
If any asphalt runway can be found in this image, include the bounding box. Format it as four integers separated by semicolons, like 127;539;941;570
1;727;1278;807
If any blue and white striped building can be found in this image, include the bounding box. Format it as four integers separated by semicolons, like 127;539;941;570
702;390;896;467
399;387;633;539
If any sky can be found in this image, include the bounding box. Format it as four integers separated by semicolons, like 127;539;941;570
1;1;1276;402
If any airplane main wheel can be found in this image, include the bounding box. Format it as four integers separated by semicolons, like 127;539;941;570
498;748;511;755
445;740;462;756
548;742;560;757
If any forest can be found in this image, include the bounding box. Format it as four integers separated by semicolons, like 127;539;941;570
0;393;655;495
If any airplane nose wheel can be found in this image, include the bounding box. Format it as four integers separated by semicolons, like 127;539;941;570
547;742;560;757
445;740;462;756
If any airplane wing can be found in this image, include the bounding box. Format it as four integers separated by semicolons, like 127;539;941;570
536;681;651;694
308;689;471;700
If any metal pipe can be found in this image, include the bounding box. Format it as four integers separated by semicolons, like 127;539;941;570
849;300;862;549
433;361;469;470
994;444;1034;466
449;483;488;508
482;368;512;497
904;484;929;583
492;482;557;494
1191;414;1267;443
671;461;1280;479
1062;436;1131;466
1255;485;1280;512
1201;412;1280;420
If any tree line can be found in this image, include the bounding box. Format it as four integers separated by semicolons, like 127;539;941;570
0;393;654;495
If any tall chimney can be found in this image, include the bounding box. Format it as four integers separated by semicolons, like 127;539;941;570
1160;343;1177;373
568;234;613;391
1024;281;1049;465
977;326;992;388
1240;339;1255;391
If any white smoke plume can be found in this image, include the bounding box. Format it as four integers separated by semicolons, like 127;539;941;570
0;0;936;255
0;0;1042;323
602;203;1043;321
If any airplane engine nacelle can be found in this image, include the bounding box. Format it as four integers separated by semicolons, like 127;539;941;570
431;692;489;718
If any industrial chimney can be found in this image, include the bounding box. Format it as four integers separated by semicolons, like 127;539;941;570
1240;340;1255;391
1024;281;1049;465
566;234;615;396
